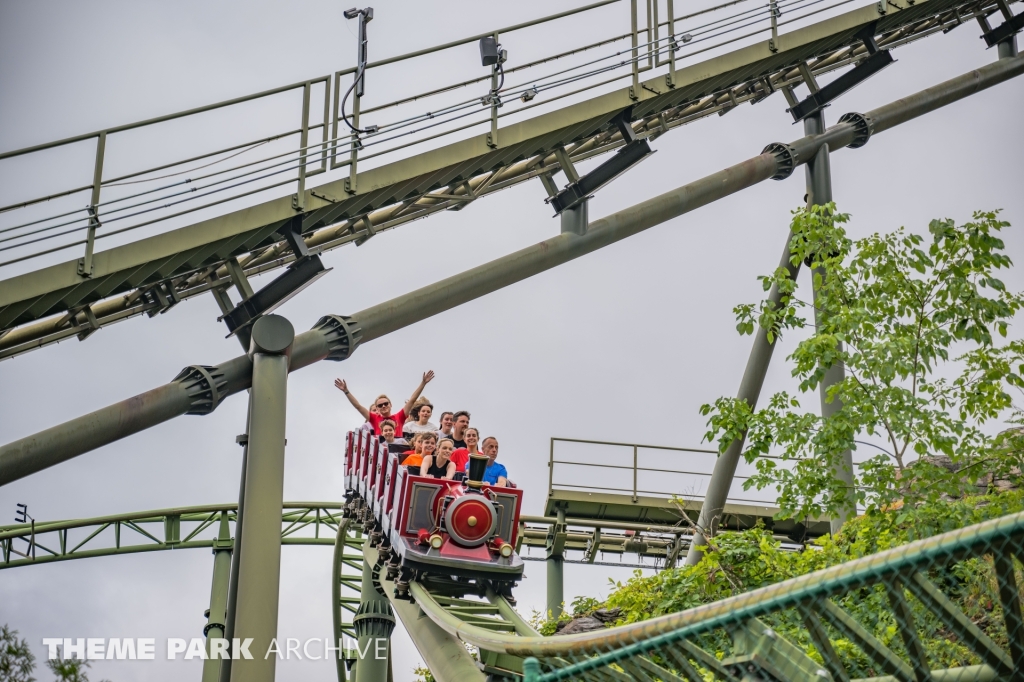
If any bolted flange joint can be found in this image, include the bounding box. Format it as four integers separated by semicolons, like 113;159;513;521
352;600;396;639
172;365;227;415
761;142;799;180
312;314;363;361
837;111;874;148
202;621;226;637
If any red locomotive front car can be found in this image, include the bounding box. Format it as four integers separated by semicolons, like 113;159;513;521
345;430;524;600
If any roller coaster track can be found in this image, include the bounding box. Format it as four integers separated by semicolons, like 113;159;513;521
0;0;1017;358
375;509;1024;682
4;1;1024;679
0;502;738;571
0;502;346;569
6;503;1024;681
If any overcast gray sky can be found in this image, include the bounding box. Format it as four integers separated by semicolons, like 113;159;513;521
1;1;1022;680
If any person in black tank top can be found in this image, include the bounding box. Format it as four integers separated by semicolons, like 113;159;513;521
421;438;457;479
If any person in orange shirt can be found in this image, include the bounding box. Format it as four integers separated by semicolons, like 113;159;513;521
403;432;436;473
397;432;422;466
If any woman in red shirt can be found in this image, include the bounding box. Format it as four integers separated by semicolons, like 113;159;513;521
450;427;481;472
334;370;434;435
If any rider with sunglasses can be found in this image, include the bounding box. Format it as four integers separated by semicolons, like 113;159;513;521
334;370;435;435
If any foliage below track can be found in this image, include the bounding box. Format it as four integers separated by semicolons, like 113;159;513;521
535;490;1024;674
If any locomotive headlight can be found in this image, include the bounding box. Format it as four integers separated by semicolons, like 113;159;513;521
429;533;444;550
444;496;497;547
490;536;514;557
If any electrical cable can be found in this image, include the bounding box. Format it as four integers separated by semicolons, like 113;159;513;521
339;62;378;136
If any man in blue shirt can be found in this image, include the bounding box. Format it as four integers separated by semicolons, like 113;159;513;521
479;437;508;487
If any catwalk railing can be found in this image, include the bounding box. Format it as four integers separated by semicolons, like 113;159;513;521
549;436;777;505
1;0;1013;359
0;0;871;272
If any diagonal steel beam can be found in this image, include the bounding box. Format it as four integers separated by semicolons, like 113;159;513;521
815;598;915;682
656;646;706;682
885;579;934;682
2;55;1022;488
993;548;1024;681
798;602;852;682
905;571;1012;674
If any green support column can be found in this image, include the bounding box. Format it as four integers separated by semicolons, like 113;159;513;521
546;505;566;619
685;232;801;566
997;34;1017;60
202;512;233;682
229;315;294;682
803;111;856;533
219;422;249;682
353;559;395;682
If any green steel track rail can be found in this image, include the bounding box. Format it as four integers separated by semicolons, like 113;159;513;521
332;516;366;675
0;0;1011;359
6;506;1024;681
372;509;1024;682
0;502;718;570
0;502;357;569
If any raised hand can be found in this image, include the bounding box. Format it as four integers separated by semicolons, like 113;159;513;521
422;370;435;385
334;378;348;393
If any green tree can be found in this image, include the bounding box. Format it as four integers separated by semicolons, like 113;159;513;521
0;625;36;682
702;205;1024;521
44;658;91;682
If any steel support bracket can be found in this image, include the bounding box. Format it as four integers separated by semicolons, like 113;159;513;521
544;522;567;559
202;621;226;637
549;138;653;215
560;200;588;235
77;205;101;278
75;305;101;341
172;364;228;415
788;26;894;122
538;173;559;199
352;600;396;638
762;142;799;180
837;111;875;148
981;11;1024;47
220;255;331;338
225;258;254;300
353;216;375;246
76;257;94;278
211;537;234;551
143;281;180;318
311;314;363;361
279;216;310;260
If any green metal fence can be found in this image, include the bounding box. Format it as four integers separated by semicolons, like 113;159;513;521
510;510;1024;682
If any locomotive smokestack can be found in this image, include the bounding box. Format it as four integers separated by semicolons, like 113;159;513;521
467;454;489;488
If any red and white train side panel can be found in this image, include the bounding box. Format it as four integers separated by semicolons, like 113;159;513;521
345;431;525;581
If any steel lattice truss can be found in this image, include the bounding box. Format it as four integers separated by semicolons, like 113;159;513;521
0;0;1012;359
0;503;347;568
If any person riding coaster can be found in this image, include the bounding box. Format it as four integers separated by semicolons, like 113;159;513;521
344;428;523;602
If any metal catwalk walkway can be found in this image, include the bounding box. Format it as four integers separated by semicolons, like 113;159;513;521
0;0;1014;358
